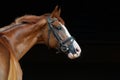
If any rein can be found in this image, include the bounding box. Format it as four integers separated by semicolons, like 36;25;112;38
47;17;75;53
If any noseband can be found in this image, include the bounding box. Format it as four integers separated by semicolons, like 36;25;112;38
47;17;75;53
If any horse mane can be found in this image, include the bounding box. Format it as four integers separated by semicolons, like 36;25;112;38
0;23;16;32
0;13;65;33
15;15;41;24
0;15;39;32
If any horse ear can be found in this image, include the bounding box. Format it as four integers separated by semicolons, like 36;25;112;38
51;5;61;18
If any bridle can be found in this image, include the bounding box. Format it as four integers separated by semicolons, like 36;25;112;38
47;17;75;54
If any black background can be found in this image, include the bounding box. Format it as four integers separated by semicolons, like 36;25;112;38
0;0;120;80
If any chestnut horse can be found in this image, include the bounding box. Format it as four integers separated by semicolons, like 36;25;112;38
0;6;81;80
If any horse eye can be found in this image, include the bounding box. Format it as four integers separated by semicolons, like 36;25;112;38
56;26;62;30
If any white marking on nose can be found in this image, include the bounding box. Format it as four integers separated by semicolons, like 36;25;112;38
59;23;71;37
59;22;81;59
67;37;81;59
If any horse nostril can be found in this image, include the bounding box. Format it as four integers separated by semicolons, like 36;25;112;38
76;48;79;52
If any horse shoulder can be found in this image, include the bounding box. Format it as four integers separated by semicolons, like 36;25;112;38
0;38;22;80
8;53;22;80
0;41;10;80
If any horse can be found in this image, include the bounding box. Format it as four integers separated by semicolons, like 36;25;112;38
0;6;81;80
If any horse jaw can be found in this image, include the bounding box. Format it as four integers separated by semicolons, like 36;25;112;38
67;40;81;59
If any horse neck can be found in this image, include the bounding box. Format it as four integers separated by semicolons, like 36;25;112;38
1;22;45;60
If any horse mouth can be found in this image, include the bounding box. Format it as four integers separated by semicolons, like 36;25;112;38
67;49;81;59
67;53;80;59
67;41;81;59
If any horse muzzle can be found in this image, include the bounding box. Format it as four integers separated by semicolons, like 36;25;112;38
67;40;81;59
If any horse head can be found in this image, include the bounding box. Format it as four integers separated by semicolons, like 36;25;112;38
39;6;81;59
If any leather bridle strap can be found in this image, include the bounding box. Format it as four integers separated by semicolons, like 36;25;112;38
47;17;74;53
47;17;62;46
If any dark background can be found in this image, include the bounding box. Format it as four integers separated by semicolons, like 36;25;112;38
0;0;120;80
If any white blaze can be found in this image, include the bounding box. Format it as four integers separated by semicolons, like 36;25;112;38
59;23;81;59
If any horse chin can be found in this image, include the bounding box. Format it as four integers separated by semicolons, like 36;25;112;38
67;52;80;59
